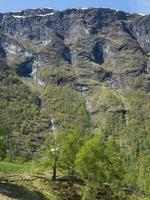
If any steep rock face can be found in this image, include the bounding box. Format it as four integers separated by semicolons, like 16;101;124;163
0;8;149;85
131;15;150;52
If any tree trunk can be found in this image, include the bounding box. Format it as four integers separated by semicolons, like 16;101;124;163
52;165;56;181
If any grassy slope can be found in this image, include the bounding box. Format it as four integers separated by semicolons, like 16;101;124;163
92;85;150;154
0;162;83;200
0;162;147;200
0;162;57;200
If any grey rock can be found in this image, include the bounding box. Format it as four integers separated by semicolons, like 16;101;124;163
0;7;149;90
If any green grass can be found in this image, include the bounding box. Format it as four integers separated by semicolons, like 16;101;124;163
0;161;36;172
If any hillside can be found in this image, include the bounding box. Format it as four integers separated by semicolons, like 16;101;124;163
0;7;150;199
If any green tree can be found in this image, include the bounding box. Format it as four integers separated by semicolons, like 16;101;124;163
75;134;106;183
75;133;126;199
59;126;84;176
0;127;9;160
45;133;60;181
45;125;86;180
138;155;150;195
105;139;126;186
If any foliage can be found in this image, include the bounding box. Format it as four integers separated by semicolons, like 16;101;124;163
0;126;9;160
0;61;49;160
43;85;90;130
58;126;84;175
45;125;86;180
75;133;126;199
137;155;150;194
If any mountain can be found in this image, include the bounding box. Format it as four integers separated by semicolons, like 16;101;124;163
0;7;150;160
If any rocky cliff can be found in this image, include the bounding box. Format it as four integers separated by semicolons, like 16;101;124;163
0;8;149;88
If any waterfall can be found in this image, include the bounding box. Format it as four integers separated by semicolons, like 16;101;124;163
71;49;92;114
85;99;92;113
30;67;45;86
147;54;150;74
51;118;57;133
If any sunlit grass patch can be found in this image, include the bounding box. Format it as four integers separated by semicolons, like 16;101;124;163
0;161;36;172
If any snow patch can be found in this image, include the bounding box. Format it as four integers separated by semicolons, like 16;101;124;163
13;12;55;19
129;12;147;16
29;7;54;10
138;13;146;16
44;7;55;10
13;15;27;19
37;12;55;17
11;10;22;13
80;7;88;10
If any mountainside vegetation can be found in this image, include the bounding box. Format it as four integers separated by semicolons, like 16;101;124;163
0;7;150;200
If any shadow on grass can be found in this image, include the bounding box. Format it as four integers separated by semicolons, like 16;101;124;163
56;175;84;185
0;181;47;200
